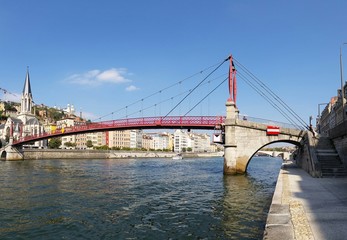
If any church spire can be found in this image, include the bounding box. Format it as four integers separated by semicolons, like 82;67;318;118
23;66;32;96
20;67;33;115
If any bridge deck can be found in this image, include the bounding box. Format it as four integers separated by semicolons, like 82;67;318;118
12;115;304;146
13;116;225;145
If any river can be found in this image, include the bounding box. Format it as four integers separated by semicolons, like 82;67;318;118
0;156;282;239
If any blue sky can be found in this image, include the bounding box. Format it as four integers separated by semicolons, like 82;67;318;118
1;0;347;125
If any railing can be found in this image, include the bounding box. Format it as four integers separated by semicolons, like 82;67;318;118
13;116;226;145
13;114;304;145
238;114;304;130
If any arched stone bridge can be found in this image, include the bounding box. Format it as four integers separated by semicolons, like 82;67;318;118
223;101;305;174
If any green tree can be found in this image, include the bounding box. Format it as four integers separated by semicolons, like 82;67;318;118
95;145;109;150
48;138;62;149
86;140;93;148
187;147;192;152
4;102;17;112
49;109;65;121
64;142;76;148
182;147;187;152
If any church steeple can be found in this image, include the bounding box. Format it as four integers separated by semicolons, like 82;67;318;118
20;67;33;115
23;67;32;96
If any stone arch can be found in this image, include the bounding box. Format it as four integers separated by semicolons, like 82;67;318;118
244;139;301;172
1;150;6;159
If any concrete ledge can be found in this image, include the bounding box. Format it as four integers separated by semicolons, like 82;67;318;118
263;224;294;240
263;166;294;239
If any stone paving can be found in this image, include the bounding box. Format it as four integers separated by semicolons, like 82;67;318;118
264;161;347;240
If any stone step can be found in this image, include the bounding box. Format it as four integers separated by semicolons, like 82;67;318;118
321;166;345;170
318;159;343;165
320;161;343;165
321;167;346;170
318;155;341;160
316;137;336;150
321;167;345;170
316;149;338;153
321;170;347;175
322;173;347;178
322;172;347;176
319;159;341;163
315;137;347;177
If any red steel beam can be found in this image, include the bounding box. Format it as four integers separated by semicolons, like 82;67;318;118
13;116;225;145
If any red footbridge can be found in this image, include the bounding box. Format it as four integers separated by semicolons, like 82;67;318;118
13;116;225;146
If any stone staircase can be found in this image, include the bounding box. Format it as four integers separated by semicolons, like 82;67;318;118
316;137;347;177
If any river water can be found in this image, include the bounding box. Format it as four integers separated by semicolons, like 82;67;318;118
0;156;282;239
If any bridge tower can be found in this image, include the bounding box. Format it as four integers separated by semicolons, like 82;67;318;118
223;55;241;174
222;55;304;174
223;101;241;174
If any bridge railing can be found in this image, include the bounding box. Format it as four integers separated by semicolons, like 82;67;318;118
13;116;226;145
238;114;305;130
13;114;303;145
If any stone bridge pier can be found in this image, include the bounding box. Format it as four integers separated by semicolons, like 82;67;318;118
223;101;305;175
0;138;24;161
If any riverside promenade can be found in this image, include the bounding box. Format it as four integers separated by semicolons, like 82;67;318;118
264;160;347;240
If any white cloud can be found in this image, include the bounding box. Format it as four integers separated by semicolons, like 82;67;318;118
66;68;131;86
126;85;140;92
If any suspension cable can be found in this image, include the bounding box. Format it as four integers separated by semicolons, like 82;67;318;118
184;77;228;116
234;58;308;129
119;74;226;119
92;61;223;121
163;56;230;119
237;72;304;129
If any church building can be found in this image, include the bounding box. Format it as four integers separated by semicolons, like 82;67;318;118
1;69;45;147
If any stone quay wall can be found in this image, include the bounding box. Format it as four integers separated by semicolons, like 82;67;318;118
22;149;175;159
22;149;223;160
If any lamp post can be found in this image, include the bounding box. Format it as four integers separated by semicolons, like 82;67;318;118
340;43;347;121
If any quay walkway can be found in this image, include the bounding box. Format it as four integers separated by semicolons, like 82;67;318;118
264;161;347;240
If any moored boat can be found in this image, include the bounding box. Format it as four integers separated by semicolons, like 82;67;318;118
172;153;183;160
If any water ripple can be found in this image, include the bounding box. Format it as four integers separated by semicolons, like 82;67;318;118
0;157;281;239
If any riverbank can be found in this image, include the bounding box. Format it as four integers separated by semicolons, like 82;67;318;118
263;160;347;240
21;149;224;160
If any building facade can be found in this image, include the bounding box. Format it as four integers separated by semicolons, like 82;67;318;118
107;129;143;149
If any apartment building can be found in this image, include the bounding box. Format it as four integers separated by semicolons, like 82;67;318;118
143;132;173;151
107;129;142;149
174;129;211;153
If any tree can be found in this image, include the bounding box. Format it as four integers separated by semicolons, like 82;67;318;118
86;140;93;148
4;102;17;112
48;138;62;149
64;142;76;148
187;147;192;152
182;147;187;152
95;145;109;150
50;109;65;121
